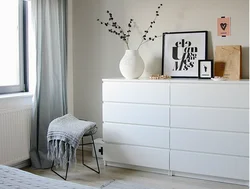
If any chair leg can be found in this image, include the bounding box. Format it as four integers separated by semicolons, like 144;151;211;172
51;157;69;180
82;137;84;164
82;134;100;174
91;134;100;174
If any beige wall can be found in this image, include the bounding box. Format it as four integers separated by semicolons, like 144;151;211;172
72;0;249;138
67;0;74;114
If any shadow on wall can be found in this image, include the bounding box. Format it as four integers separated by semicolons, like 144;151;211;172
141;56;162;78
207;31;214;60
242;47;249;79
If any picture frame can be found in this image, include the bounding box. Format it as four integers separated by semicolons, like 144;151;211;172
162;31;208;78
198;60;214;79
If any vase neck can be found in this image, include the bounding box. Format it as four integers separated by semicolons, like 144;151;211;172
125;50;139;55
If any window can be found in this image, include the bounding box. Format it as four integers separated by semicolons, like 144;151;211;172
0;0;27;94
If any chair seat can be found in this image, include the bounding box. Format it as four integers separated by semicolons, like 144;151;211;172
50;115;100;180
47;114;97;169
48;114;96;146
84;126;98;136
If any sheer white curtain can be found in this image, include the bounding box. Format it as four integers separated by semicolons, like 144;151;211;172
29;0;68;169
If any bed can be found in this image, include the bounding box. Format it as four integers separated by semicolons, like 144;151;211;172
0;165;97;189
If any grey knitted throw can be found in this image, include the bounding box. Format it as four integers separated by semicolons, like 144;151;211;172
47;114;96;169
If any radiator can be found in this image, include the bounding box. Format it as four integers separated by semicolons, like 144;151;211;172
0;94;32;166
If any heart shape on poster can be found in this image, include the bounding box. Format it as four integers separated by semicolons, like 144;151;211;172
220;23;227;30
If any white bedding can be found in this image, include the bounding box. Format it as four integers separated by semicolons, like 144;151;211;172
0;165;97;189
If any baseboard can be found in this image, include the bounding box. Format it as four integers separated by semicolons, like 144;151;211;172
77;145;92;151
11;159;31;169
105;161;248;186
172;171;249;186
105;161;169;175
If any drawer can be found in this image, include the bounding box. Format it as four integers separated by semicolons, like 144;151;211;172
171;83;249;108
171;106;249;132
103;123;169;148
103;102;169;127
170;129;249;157
170;150;249;180
104;143;169;170
103;82;169;104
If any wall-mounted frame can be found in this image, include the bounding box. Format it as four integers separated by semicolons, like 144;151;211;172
198;60;214;79
162;31;208;78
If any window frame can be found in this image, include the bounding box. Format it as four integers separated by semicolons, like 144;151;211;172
0;0;26;94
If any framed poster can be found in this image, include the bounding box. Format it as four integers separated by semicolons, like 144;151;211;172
162;31;208;78
198;60;214;79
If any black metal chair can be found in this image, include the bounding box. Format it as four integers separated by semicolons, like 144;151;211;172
51;125;100;180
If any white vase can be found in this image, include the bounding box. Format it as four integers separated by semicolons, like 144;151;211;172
119;50;145;79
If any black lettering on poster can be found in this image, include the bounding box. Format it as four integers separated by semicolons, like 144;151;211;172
172;39;198;71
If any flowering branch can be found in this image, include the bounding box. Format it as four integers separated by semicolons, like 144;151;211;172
140;35;162;46
97;10;133;49
137;4;163;50
97;3;163;50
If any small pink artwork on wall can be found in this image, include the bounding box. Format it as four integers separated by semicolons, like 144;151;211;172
217;16;231;37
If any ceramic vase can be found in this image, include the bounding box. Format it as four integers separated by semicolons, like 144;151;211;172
119;50;145;79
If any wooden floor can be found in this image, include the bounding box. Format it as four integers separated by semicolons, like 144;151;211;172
23;151;247;189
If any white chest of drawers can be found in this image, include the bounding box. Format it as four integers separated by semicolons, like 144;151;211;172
102;78;249;185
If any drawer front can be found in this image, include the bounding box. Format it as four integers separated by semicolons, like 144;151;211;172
171;106;249;133
103;82;169;104
103;123;169;148
170;150;249;180
171;83;249;108
170;129;249;157
104;143;169;170
103;103;169;127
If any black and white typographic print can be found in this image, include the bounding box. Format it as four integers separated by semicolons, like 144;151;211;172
163;31;207;77
172;39;198;72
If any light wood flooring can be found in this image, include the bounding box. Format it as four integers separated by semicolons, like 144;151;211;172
23;150;248;189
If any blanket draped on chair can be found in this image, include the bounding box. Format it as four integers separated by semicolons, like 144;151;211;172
47;114;96;168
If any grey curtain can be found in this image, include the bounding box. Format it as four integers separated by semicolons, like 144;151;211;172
30;0;68;169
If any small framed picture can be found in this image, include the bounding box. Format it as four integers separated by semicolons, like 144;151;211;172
198;60;214;79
